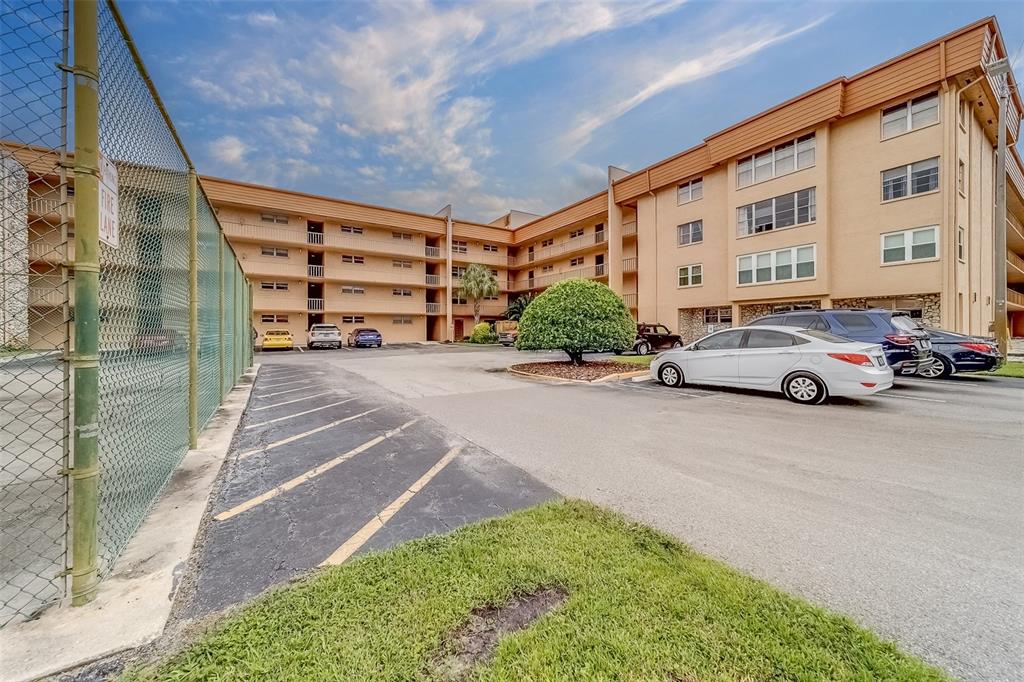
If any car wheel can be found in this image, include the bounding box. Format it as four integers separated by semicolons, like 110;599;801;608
783;372;827;405
636;341;651;356
658;363;684;388
672;341;683;348
917;356;951;379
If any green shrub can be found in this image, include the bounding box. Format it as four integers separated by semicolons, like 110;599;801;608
515;279;635;364
469;322;498;344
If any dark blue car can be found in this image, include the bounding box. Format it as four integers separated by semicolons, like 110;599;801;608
749;309;932;375
347;327;382;348
912;327;1002;378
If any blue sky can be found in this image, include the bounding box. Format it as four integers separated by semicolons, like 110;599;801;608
121;0;1024;223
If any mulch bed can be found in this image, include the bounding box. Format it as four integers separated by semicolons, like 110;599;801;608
509;361;636;382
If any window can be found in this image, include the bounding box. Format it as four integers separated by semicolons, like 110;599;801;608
341;254;364;264
569;228;585;239
260;281;288;290
392;231;412;241
341;285;365;294
736;188;815;236
882;157;939;200
260;213;288;224
677;220;703;246
393;316;413;325
958;159;966;195
340;225;363;234
541;264;554;273
451;266;466;277
392;259;412;269
392;288;413;297
342;315;365;324
260;245;288;257
260;314;288;323
737;134;815;187
676;177;703;204
744;330;798;348
484;294;499;301
483;243;498;252
677;264;703;287
737;245;815;285
541;238;554;248
959;97;969;128
881;226;938;264
696;329;744;351
570;257;584;267
452;295;467;305
957;226;965;262
703;307;732;325
881;92;938;139
452;240;467;254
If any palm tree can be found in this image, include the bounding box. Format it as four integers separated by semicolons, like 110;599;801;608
503;293;535;321
458;263;499;326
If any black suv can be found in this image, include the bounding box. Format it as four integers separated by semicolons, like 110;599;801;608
749;309;932;374
616;323;683;356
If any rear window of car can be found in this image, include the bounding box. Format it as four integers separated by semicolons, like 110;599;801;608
749;316;782;326
799;329;854;343
785;314;829;331
355;328;380;334
311;324;338;331
831;313;876;331
890;316;919;332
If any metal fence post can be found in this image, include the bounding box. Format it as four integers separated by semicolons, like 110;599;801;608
70;0;100;606
187;170;198;447
218;235;225;396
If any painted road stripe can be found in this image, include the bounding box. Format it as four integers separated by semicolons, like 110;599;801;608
260;371;308;381
215;418;421;522
259;378;313;390
880;393;948;403
245;399;356;429
320;445;463;566
238;408;381;460
251;391;334;411
256;385;322;399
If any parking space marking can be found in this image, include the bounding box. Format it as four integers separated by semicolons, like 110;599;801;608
879;393;948;403
215;418;421;522
237;408;382;460
244;399;357;430
320;444;464;567
256;385;323;399
251;391;334;411
259;378;314;390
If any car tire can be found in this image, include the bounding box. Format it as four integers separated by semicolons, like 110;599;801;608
636;341;651;356
917;356;951;379
658;363;684;387
783;372;827;405
672;341;683;348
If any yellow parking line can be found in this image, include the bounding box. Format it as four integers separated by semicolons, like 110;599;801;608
244;399;356;430
251;391;333;411
214;418;420;522
320;445;463;567
237;408;381;460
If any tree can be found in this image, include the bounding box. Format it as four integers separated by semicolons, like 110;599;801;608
457;263;499;326
503;293;535;321
515;279;635;365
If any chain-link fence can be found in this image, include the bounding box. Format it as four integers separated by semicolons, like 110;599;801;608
1;0;251;625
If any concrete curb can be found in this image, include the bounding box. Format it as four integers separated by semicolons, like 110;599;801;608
0;365;260;682
506;366;649;384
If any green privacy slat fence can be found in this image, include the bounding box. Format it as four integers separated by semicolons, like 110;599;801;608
0;0;252;624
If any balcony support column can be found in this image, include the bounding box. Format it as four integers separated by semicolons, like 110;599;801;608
607;166;627;297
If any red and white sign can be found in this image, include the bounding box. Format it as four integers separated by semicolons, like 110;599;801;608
98;153;119;249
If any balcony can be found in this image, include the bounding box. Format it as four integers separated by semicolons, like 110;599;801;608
452;303;506;318
241;258;306;278
451;249;506;266
327;296;424;315
623;292;637;308
329;267;426;287
510;264;608;292
453;276;512;292
307;298;324;311
623;258;637;273
424;245;442;259
28;286;66;308
307;231;324;245
622;221;637;237
509;231;608;267
28;196;75;220
252;293;307;312
1008;288;1024;310
425;274;442;286
1009;215;1024;253
425;302;445;314
307;264;324;278
222;221;305;247
1008;250;1024;284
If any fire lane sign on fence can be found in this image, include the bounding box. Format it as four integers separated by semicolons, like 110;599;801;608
99;153;119;249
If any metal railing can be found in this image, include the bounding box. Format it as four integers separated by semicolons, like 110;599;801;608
307;264;324;278
623;258;638;273
307;298;324;311
623;293;638;308
508;230;608;266
452;302;506;317
622;221;637;236
511;264;607;291
425;274;441;286
306;231;324;245
424;245;442;258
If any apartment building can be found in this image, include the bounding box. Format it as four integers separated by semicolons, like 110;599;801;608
5;17;1022;348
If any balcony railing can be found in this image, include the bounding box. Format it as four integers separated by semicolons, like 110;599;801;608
511;264;607;291
1008;249;1024;273
28;197;75;220
425;274;442;286
452;276;512;292
509;231;608;267
623;293;637;308
1008;289;1024;309
424;245;442;259
242;258;307;278
307;264;324;278
28;286;66;308
623;258;637;273
307;298;324;311
622;221;637;236
307;231;324;245
452;249;507;266
452;302;506;317
425;302;444;314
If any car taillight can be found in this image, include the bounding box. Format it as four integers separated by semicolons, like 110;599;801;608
959;342;993;353
884;334;915;345
827;352;873;366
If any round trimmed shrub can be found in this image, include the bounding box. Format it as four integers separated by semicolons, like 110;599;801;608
469;322;498;344
515;279;635;364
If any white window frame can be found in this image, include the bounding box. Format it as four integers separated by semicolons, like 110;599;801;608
736;134;815;188
392;231;412;241
341;254;365;264
881;157;940;202
569;256;584;267
260;213;288;225
540;238;554;248
392;316;413;325
483;243;498;252
392;259;412;269
737;244;816;286
881;92;939;140
341;225;364;234
880;226;939;265
341;285;365;295
451;240;468;254
260;314;288;323
392;288;413;297
736;188;815;237
676;177;703;204
958;159;966;196
702;307;732;325
569;228;585;239
541;264;554;273
260;245;288;257
677;263;703;288
341;315;365;324
260;281;288;291
957;226;966;263
677;220;703;246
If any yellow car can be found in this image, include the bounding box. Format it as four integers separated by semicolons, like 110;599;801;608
261;328;294;351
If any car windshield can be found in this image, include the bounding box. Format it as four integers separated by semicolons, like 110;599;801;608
890;316;920;332
798;329;853;343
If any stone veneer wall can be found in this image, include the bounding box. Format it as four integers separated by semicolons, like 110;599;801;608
738;299;821;325
832;293;941;326
677;308;731;343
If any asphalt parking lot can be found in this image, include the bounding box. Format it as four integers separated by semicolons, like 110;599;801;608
264;343;1022;682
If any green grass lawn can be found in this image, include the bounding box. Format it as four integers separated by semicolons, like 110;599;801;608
609;354;653;366
985;360;1024;378
124;502;947;681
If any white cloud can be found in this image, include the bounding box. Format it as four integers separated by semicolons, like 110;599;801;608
246;11;279;27
209;135;246;165
262;116;319;155
356;165;386;181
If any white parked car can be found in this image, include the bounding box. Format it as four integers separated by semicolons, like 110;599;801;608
650;325;893;405
307;323;342;349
